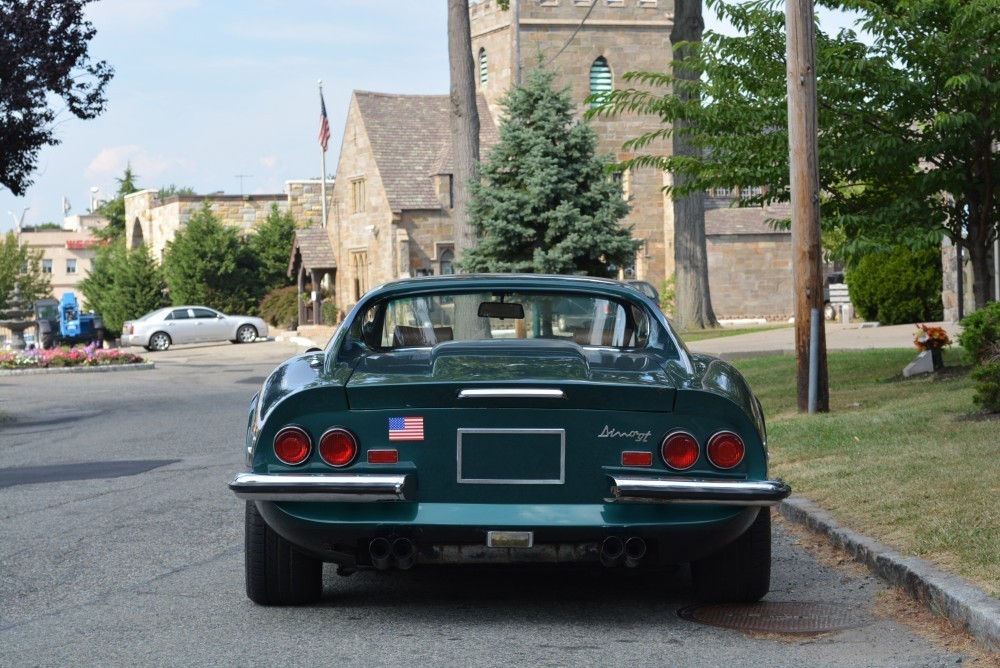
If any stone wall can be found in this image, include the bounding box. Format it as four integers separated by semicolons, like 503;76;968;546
707;233;793;321
941;237;981;322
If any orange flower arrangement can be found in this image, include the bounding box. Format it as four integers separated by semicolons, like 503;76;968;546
914;324;951;352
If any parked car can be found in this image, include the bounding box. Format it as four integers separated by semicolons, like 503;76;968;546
121;306;268;351
625;279;660;305
229;274;789;606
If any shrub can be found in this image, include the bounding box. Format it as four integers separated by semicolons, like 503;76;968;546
259;286;299;330
846;246;944;325
958;301;1000;412
321;298;339;325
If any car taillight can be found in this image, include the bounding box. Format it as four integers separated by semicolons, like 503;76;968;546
661;432;699;470
274;426;311;465
319;428;358;467
707;431;745;469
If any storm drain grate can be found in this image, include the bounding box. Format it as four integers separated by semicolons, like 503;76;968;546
678;601;869;634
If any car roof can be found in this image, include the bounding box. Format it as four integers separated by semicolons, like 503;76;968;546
363;273;642;300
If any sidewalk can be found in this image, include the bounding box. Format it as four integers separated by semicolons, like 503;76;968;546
687;320;963;357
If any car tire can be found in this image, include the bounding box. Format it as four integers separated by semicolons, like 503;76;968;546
148;332;171;351
690;508;771;603
245;501;322;606
235;324;258;343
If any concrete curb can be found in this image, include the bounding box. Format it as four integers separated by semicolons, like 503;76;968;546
779;496;1000;652
0;362;155;377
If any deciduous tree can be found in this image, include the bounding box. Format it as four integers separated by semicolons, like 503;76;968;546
0;232;50;310
600;0;1000;309
0;0;113;195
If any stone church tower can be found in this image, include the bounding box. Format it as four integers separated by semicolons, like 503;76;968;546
469;0;675;285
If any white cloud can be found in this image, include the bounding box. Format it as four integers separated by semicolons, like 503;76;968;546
85;146;190;187
259;156;279;169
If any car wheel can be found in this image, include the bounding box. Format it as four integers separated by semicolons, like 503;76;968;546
148;332;171;351
236;324;258;343
824;303;837;321
690;508;771;603
245;501;322;606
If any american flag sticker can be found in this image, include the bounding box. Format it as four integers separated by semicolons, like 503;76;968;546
388;416;424;442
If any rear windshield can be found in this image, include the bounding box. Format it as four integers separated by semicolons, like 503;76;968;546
350;291;653;350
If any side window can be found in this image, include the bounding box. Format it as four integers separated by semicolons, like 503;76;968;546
167;309;191;320
192;308;217;319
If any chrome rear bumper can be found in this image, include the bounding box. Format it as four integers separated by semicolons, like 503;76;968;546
229;472;413;502
608;476;790;506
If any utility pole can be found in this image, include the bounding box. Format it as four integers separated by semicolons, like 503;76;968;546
786;0;828;413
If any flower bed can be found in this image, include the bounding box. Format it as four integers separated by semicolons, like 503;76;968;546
0;343;146;370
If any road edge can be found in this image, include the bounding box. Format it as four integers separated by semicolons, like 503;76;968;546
779;496;999;653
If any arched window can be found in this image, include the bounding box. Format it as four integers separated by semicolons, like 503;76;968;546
589;56;612;107
479;48;488;88
439;247;455;275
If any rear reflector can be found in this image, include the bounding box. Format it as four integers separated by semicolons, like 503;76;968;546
319;428;358;467
661;431;699;470
621;451;653;467
707;431;745;469
367;449;399;464
273;426;311;465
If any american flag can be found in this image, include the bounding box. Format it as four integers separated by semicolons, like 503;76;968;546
318;94;331;153
388;417;424;442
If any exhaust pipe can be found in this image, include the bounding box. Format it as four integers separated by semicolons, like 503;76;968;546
369;537;391;570
600;536;625;567
391;537;415;570
624;537;646;568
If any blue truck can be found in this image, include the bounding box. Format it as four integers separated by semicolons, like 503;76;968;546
34;293;105;349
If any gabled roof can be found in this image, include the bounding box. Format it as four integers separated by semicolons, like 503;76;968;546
353;91;498;213
288;227;336;276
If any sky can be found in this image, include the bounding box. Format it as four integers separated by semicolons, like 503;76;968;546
1;0;860;235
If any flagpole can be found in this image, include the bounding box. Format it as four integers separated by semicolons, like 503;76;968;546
319;80;328;229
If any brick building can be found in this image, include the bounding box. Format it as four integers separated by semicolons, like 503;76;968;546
17;215;108;303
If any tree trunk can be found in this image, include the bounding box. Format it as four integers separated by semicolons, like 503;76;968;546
447;0;480;266
670;0;718;331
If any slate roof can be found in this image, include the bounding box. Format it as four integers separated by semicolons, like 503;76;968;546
288;227;336;276
704;200;793;236
354;91;498;213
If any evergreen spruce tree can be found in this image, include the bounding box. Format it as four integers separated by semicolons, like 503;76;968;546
250;204;297;292
461;66;640;277
79;240;166;336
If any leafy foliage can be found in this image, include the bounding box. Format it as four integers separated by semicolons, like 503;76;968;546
0;231;51;311
958;302;1000;412
846;246;943;325
258;286;299;330
596;0;1000;306
249;205;297;292
78;241;167;336
0;0;113;195
461;66;640;276
162;203;263;314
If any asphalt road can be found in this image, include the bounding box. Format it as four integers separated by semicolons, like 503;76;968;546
0;339;974;667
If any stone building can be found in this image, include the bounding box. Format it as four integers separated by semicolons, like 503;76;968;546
124;179;333;263
321;0;794;319
17;215;108;303
327;92;497;308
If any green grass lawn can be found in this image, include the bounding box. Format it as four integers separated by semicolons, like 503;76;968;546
679;323;793;343
731;348;999;598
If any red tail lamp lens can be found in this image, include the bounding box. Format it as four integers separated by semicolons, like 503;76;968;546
319;428;358;467
622;451;653;467
274;427;311;465
661;432;699;470
367;449;399;464
707;431;745;469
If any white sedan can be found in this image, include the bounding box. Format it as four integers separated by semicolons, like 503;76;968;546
121;306;269;351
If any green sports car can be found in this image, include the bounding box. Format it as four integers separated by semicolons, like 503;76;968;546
229;274;790;605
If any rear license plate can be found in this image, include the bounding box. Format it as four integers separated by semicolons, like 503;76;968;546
457;428;565;484
487;531;534;548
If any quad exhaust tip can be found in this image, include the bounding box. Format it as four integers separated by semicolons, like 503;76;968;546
369;537;416;570
601;536;646;568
